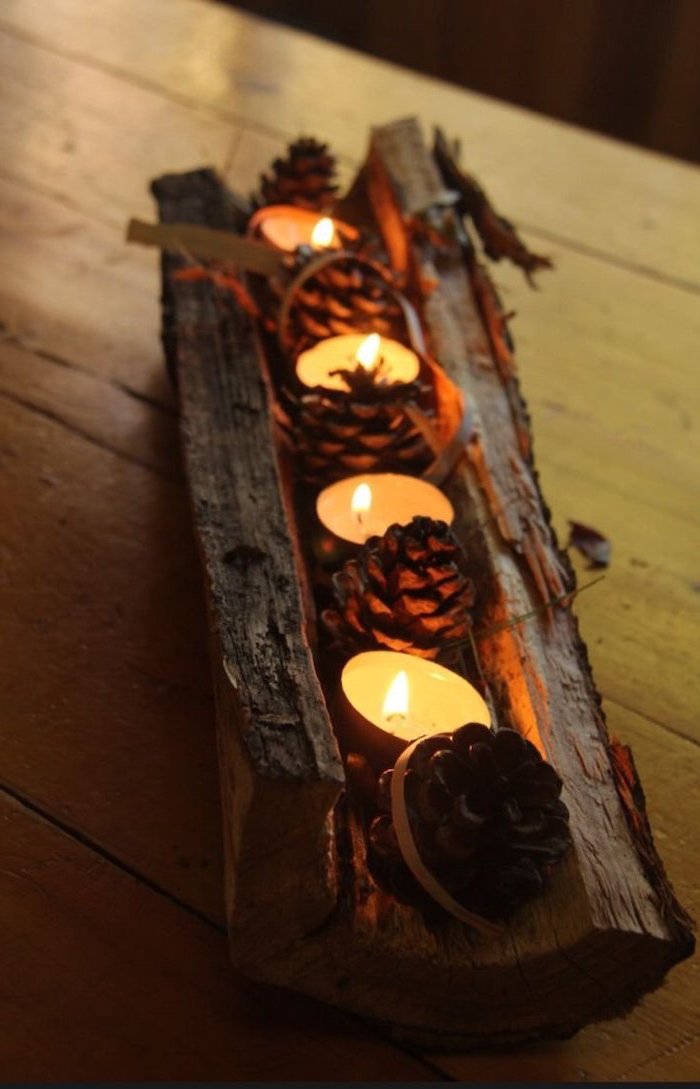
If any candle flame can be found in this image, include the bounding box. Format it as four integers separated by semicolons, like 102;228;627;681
383;670;409;720
351;482;372;516
311;217;335;248
355;333;381;371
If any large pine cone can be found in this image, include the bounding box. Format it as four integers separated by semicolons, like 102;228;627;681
259;137;339;211
280;257;405;355
322;516;475;659
369;725;571;921
294;380;435;486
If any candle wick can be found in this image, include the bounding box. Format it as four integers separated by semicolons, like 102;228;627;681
355;509;371;544
355;509;369;544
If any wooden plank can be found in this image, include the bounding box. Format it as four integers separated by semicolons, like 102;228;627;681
1;0;700;287
436;702;700;1083
0;339;180;478
0;789;441;1081
0;387;224;922
0;173;171;405
492;247;700;742
0;26;241;228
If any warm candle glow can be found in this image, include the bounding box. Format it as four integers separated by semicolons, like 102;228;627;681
317;474;453;545
249;207;356;253
310;216;335;248
383;670;409;722
355;333;381;372
351;482;372;518
296;335;420;392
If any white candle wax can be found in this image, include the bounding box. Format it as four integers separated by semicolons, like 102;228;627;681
316;473;453;545
296;333;420;391
342;650;491;742
252;207;345;252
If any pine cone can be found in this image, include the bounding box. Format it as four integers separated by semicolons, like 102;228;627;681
293;369;435;486
322;516;475;659
259;137;338;211
368;725;571;921
279;256;405;354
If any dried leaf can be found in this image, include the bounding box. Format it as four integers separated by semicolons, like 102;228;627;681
433;127;553;283
567;521;611;568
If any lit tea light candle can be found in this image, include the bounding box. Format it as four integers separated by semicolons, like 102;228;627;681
296;333;421;391
342;650;491;743
316;473;454;545
249;207;354;253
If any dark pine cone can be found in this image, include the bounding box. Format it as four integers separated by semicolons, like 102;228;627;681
280;257;405;355
259;137;338;211
293;366;435;486
368;725;571;922
322;516;475;659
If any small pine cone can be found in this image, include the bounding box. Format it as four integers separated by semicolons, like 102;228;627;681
322;516;475;659
259;137;338;211
293;370;435;486
280;257;405;354
368;726;571;922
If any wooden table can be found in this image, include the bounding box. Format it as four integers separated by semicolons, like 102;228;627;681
1;0;698;1080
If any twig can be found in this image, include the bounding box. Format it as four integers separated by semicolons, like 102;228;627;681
443;575;605;652
433;127;552;284
467;625;488;690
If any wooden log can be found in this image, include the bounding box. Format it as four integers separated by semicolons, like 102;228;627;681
153;169;344;966
152;122;693;1049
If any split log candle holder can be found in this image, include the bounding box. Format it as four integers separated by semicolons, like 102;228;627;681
146;118;693;1048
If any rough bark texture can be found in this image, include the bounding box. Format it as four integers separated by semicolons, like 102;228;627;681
153;121;693;1048
154;169;344;961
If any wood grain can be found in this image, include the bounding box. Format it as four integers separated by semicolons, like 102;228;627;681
0;174;172;406
0;27;240;229
0;385;224;921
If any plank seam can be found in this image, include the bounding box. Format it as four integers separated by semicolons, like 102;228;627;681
614;1027;700;1081
604;694;699;749
0;776;452;1078
519;222;700;298
0;775;225;932
0;322;177;416
0;388;181;482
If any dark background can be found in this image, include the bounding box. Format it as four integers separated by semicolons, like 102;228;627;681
230;0;700;164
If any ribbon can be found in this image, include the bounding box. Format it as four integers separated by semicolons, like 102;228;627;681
390;736;504;938
126;218;283;277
